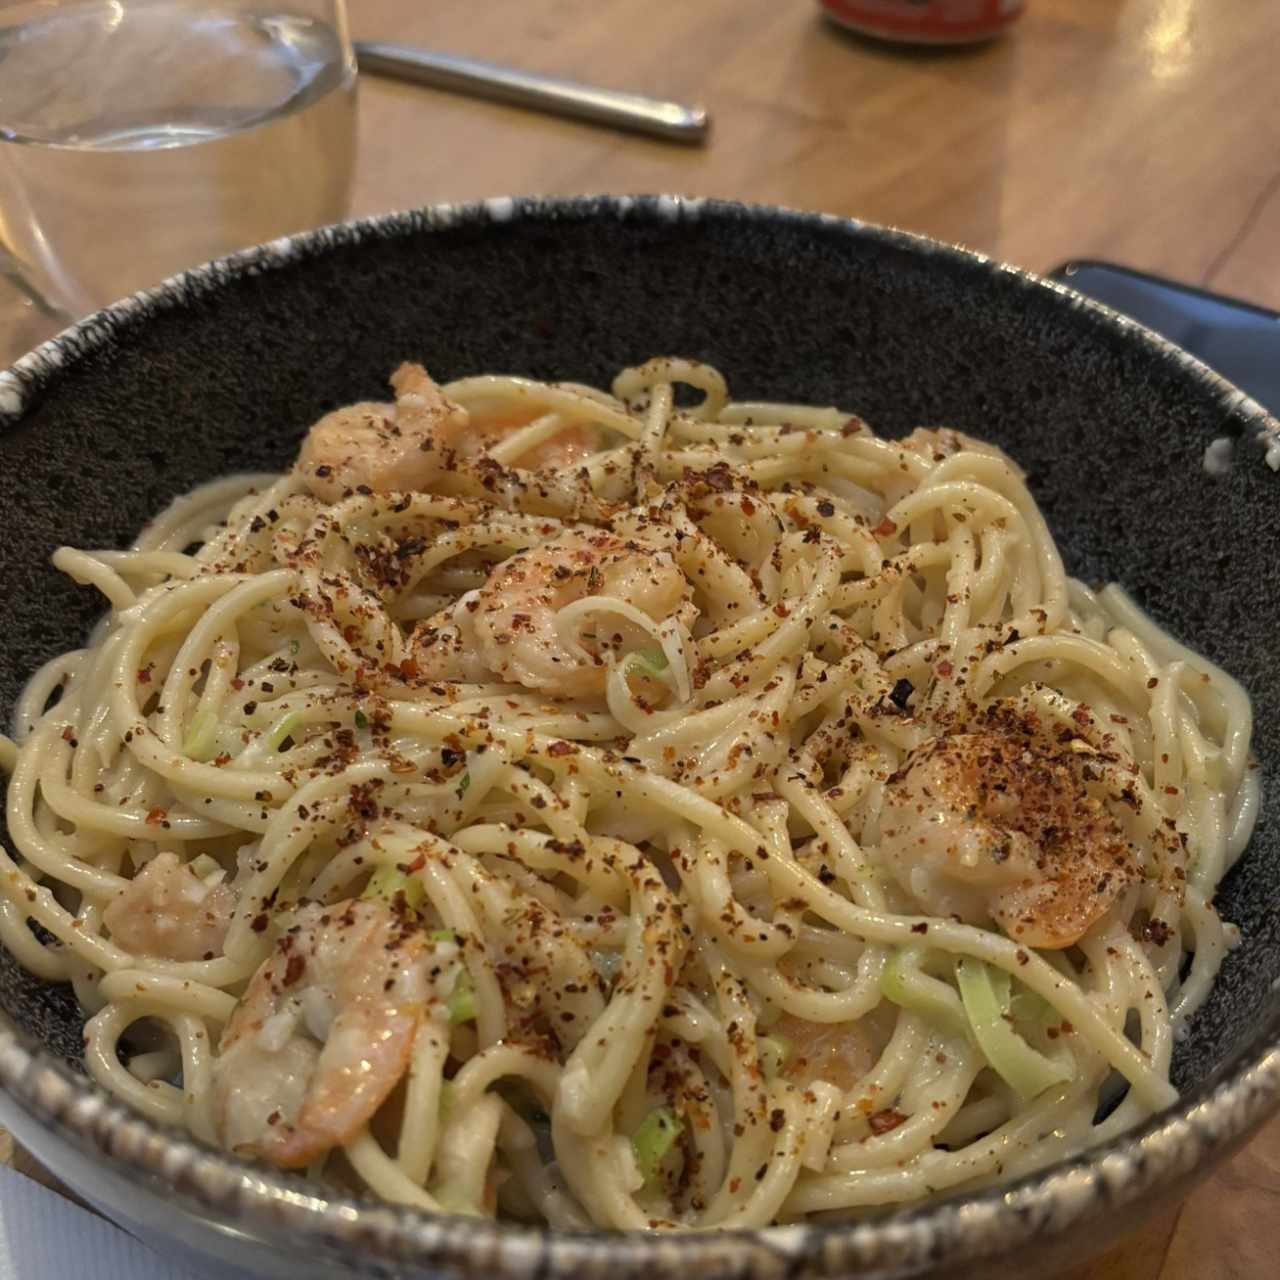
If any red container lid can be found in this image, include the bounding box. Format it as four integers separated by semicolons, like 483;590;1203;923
822;0;1025;44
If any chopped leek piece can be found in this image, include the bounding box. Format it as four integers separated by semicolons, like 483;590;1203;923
758;1034;792;1079
361;865;426;914
627;644;669;674
430;928;456;943
182;709;219;762
631;1106;682;1185
881;947;969;1039
1010;990;1058;1031
956;959;1072;1102
264;710;304;752
447;969;476;1024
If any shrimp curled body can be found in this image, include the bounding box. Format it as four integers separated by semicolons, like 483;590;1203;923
879;732;1139;949
299;364;597;504
212;900;454;1168
103;852;235;963
416;527;692;699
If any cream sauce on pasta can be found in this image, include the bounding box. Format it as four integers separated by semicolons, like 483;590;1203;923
0;357;1257;1228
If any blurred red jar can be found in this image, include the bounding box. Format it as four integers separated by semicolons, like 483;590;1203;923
821;0;1025;43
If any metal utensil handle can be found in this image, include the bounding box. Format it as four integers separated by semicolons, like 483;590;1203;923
355;41;709;145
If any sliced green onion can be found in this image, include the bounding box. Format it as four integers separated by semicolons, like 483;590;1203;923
354;709;369;731
881;947;970;1039
758;1034;792;1080
264;710;305;753
457;771;471;794
289;639;301;656
627;644;669;675
631;1106;682;1185
447;969;476;1024
182;709;219;762
1010;989;1058;1031
956;958;1072;1102
430;928;456;944
361;865;426;914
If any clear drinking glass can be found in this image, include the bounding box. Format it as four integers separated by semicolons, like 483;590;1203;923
0;0;356;336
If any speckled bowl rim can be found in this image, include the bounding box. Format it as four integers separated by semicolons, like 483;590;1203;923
1;195;1278;1279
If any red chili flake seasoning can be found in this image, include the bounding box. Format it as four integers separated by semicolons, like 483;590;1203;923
136;667;152;684
873;516;898;538
145;807;167;826
546;740;578;757
702;461;734;492
910;922;929;935
1071;707;1091;725
282;954;306;987
936;660;953;678
868;1108;908;1135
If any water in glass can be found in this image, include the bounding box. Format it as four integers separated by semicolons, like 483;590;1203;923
0;0;356;317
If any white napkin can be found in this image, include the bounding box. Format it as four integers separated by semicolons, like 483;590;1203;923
0;1164;204;1279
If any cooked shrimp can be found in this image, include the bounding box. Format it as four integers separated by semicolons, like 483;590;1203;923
212;899;452;1168
299;365;598;503
467;403;599;471
298;365;468;503
102;851;234;962
416;528;691;698
775;1012;884;1093
878;732;1138;949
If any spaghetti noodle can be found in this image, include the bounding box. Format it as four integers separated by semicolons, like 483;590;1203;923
0;357;1257;1228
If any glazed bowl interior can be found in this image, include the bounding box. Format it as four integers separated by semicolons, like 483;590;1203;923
0;197;1277;1278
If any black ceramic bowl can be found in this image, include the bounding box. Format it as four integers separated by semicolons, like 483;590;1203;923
1;196;1277;1280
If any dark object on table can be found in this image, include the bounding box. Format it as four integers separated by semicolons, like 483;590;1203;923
1054;259;1280;417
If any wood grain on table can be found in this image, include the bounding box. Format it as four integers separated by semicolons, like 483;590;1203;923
2;0;1278;1276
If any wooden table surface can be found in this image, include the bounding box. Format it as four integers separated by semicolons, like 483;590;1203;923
2;0;1279;1276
